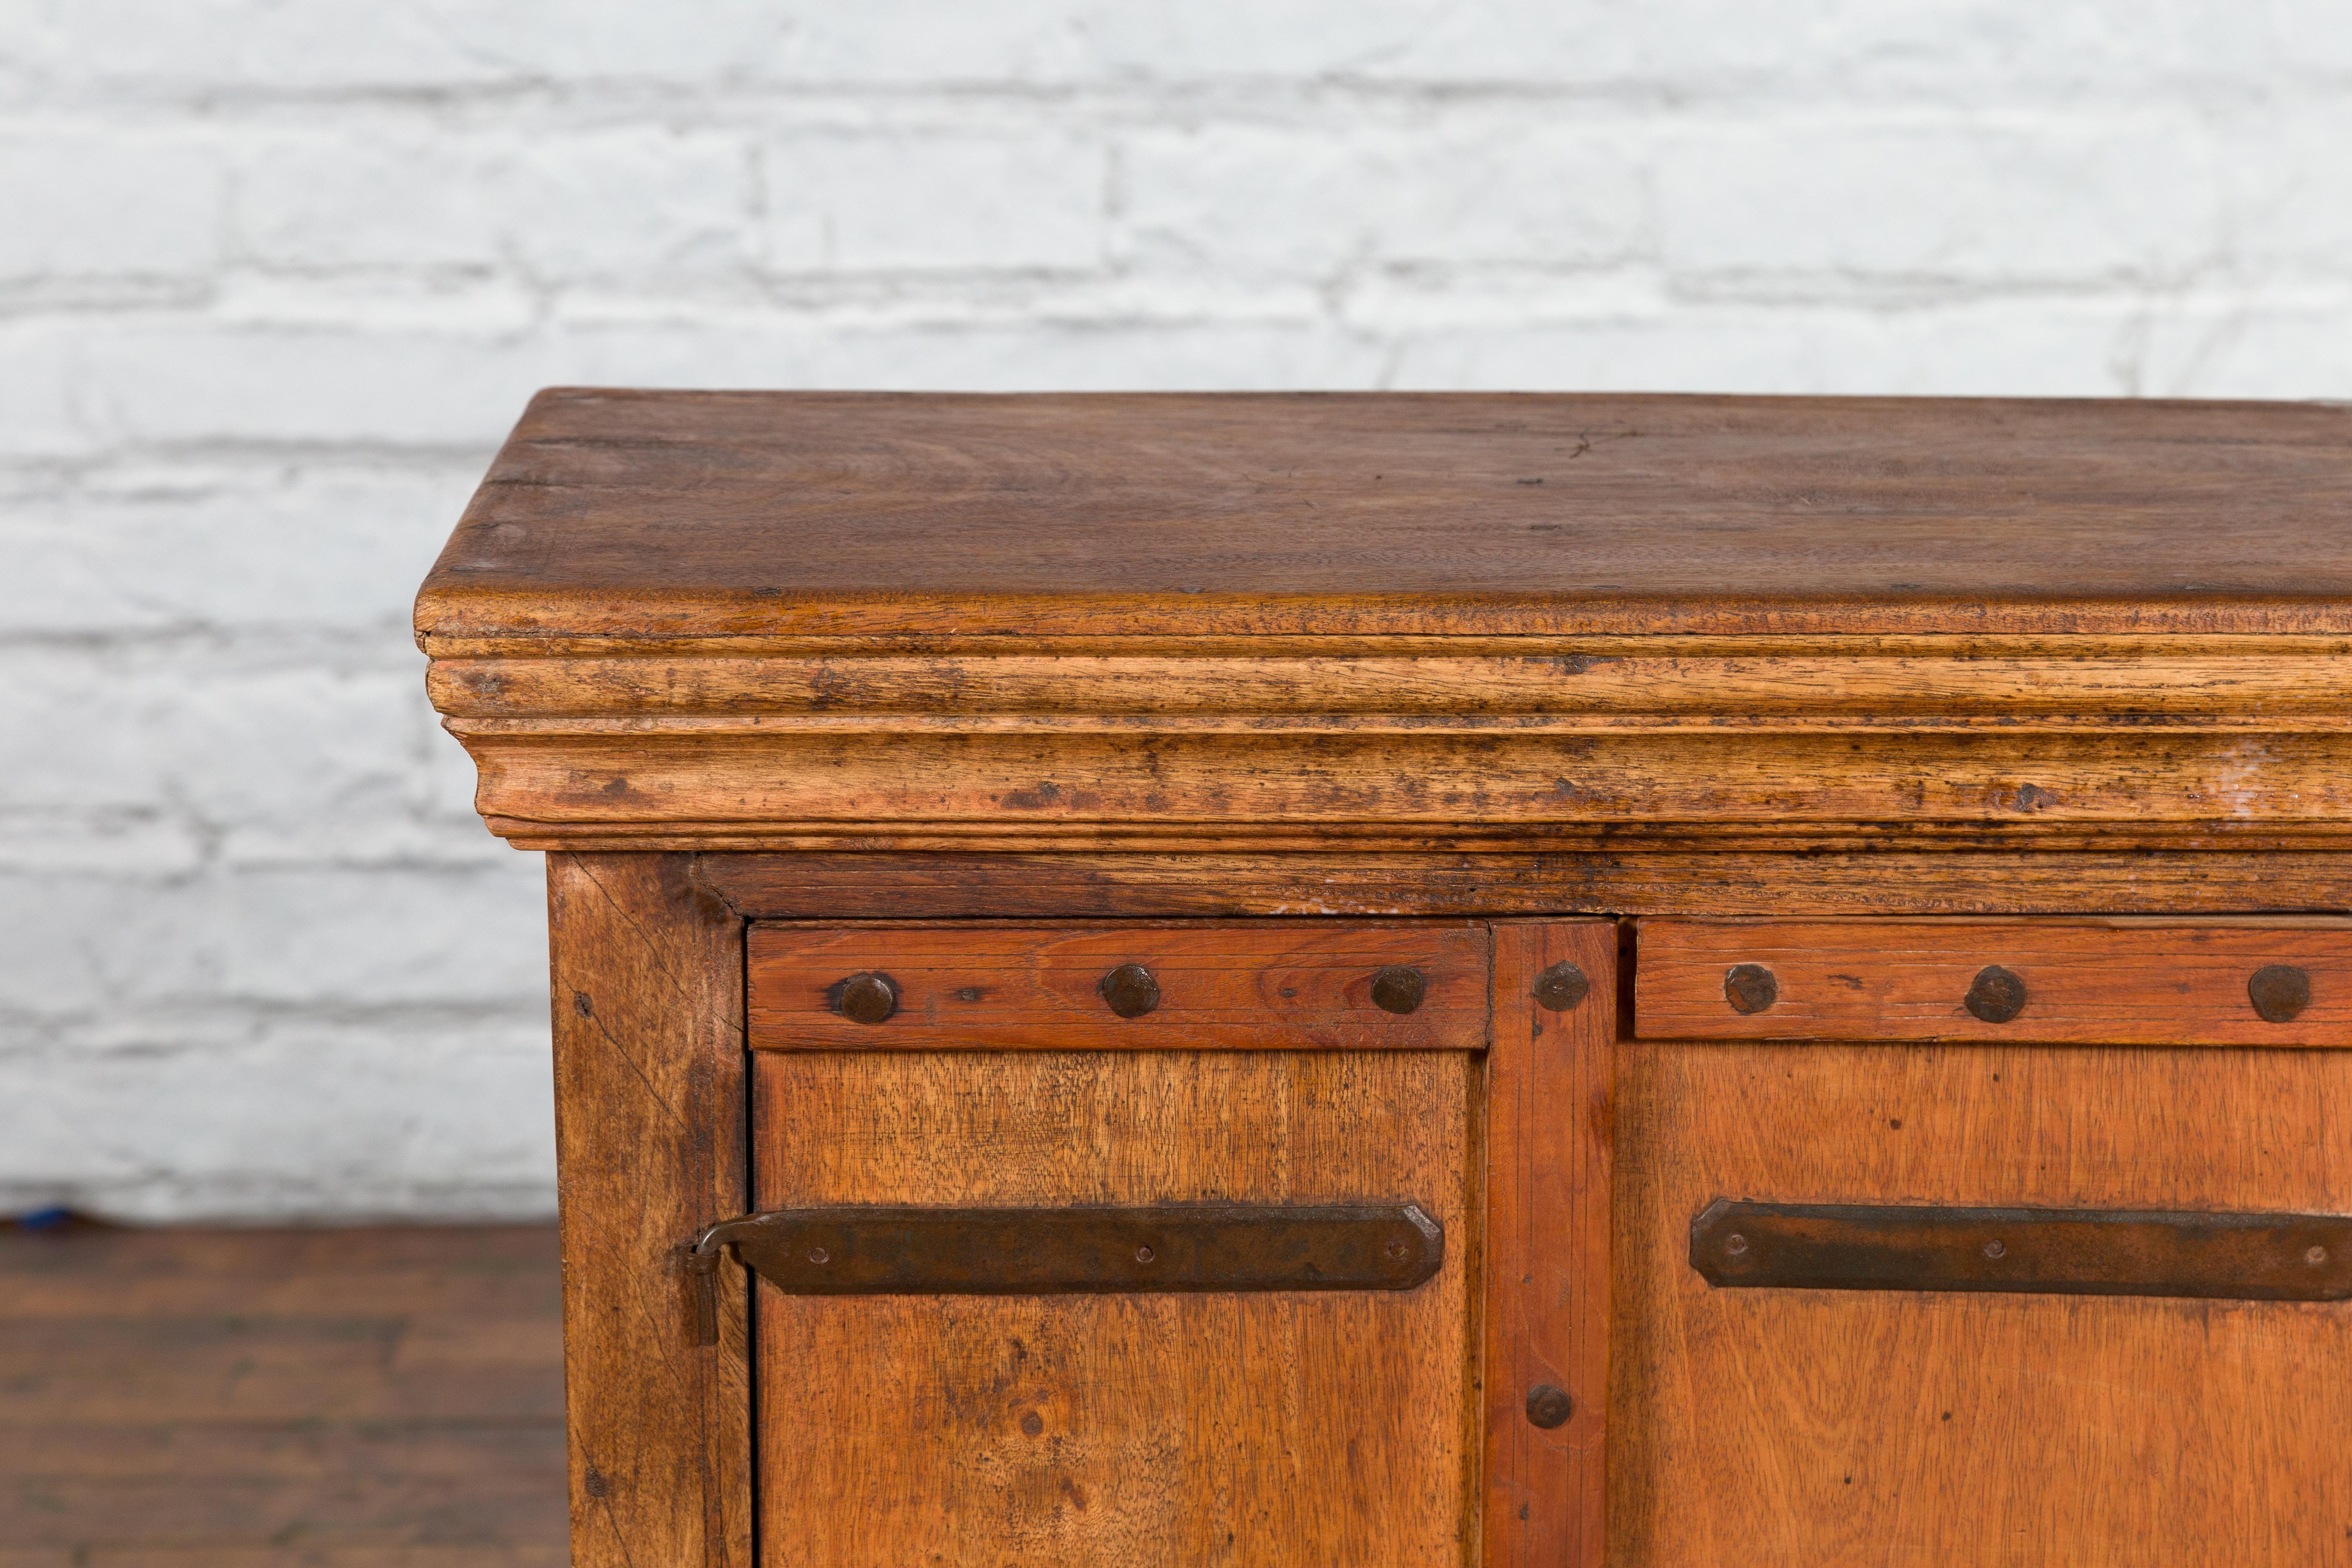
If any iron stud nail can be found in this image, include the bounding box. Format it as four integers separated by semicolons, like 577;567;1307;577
1371;965;1428;1015
1964;965;2027;1024
1099;963;1161;1019
1534;960;1591;1012
833;971;899;1026
1525;1384;1574;1429
2250;964;2312;1023
1724;963;1778;1015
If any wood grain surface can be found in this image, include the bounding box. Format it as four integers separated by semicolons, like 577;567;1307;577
747;923;1490;1050
697;851;2352;921
751;1048;1479;1568
1611;1039;2352;1566
1636;917;2352;1044
447;723;2352;851
415;394;2352;851
1483;923;1615;1568
416;390;2352;640
0;1223;564;1568
545;854;750;1568
426;642;2352;719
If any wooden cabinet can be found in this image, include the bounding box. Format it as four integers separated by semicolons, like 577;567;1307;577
423;392;2352;1566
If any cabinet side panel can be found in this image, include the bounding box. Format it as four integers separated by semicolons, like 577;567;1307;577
548;853;751;1568
752;1049;1476;1568
1484;922;1615;1568
1610;1039;2352;1566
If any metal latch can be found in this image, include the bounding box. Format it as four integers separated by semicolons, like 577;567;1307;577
1691;1198;2352;1301
689;1201;1442;1344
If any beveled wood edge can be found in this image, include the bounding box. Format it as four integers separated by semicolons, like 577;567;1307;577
420;631;2352;658
414;584;2352;641
426;629;2352;851
447;718;2352;849
428;654;2352;732
688;850;2352;921
495;821;2352;856
446;714;2352;735
424;640;2352;725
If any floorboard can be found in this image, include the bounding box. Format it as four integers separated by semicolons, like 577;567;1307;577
0;1224;566;1566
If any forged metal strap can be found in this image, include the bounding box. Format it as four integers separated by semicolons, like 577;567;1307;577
1691;1198;2352;1302
689;1201;1442;1344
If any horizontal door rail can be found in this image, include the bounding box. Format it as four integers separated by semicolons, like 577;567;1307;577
747;924;1491;1050
1635;919;2352;1045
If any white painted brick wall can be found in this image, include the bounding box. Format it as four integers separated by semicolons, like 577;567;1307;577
4;0;2351;1221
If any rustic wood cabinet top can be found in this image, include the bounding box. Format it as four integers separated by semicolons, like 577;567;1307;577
417;390;2352;889
417;389;2352;643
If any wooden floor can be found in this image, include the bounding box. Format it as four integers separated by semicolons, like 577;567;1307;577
0;1223;567;1568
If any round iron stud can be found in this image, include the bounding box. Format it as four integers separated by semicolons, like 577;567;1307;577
1964;965;2027;1024
1099;963;1162;1019
1533;961;1591;1012
1724;963;1779;1015
1525;1384;1574;1430
2248;964;2312;1024
1371;965;1429;1016
832;971;899;1026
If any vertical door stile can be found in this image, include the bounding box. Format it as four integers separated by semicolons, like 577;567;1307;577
1484;921;1617;1568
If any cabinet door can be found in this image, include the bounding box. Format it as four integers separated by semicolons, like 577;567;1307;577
741;921;1610;1568
1619;917;2352;1567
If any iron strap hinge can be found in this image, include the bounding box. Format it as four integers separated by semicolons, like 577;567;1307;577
687;1201;1443;1345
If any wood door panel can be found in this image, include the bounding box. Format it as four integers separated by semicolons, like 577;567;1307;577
1636;917;2352;1044
751;1048;1479;1568
1611;1039;2352;1566
748;923;1490;1050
